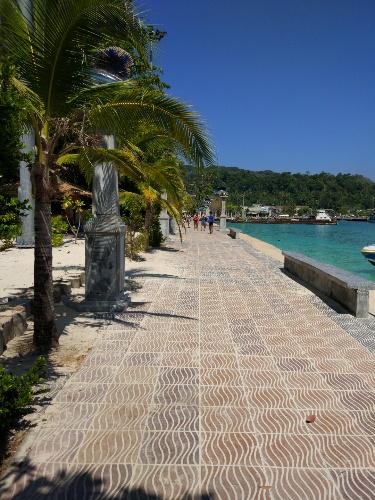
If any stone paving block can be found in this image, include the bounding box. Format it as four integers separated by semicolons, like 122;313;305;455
5;228;375;498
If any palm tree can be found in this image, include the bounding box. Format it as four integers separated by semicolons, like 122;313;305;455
116;123;188;245
0;0;215;351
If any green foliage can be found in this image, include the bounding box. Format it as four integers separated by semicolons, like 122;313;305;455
0;357;47;430
191;168;218;208
0;196;32;250
149;198;163;247
120;192;146;259
51;215;68;246
126;232;147;260
61;196;85;243
0;58;30;184
184;166;375;211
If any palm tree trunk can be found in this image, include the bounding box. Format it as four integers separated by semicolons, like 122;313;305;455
32;162;58;351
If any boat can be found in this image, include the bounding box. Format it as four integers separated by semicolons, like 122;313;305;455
243;210;336;225
368;213;375;223
360;244;375;266
315;209;332;222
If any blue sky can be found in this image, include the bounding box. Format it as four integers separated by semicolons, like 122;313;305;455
141;0;375;181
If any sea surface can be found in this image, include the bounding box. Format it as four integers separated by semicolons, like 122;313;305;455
228;220;375;283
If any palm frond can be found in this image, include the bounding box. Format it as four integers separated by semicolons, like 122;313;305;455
79;81;215;168
0;0;149;118
58;146;145;184
141;158;185;207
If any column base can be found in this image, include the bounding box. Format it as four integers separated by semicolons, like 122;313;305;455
73;292;131;312
16;235;35;248
219;216;227;230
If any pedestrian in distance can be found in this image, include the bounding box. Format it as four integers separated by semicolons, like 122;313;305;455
193;213;199;230
208;212;214;233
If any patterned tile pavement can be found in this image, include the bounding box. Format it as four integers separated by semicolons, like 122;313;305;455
2;228;375;498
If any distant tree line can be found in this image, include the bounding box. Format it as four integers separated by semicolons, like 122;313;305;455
183;166;375;211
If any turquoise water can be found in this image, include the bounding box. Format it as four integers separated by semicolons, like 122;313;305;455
228;220;375;282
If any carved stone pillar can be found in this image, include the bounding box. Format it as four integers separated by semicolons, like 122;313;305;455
79;135;129;312
219;195;228;230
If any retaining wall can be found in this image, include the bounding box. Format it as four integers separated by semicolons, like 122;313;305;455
283;251;375;318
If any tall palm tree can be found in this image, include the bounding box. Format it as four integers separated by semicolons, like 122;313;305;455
0;0;215;351
116;123;188;245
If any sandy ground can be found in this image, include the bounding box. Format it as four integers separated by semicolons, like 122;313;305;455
0;237;87;298
239;232;284;263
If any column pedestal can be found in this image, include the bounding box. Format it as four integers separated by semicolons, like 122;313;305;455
77;214;129;312
78;150;129;312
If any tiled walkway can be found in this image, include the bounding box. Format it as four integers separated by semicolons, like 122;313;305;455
3;228;375;499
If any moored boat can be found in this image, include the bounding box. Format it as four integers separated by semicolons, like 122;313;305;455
368;213;375;223
315;209;332;222
360;244;375;266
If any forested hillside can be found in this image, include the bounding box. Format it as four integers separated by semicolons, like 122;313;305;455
184;166;375;210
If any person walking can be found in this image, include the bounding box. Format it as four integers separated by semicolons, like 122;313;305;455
208;212;214;233
193;213;199;230
200;215;207;231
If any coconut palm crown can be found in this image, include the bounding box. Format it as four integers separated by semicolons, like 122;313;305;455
0;0;215;351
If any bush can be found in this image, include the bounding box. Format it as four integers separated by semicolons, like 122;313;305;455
0;196;32;250
51;215;68;246
125;231;147;260
0;357;47;430
121;193;146;259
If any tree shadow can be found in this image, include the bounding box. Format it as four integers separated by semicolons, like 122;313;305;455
0;458;214;499
125;269;182;280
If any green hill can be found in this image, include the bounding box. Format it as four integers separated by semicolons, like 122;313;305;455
184;166;375;210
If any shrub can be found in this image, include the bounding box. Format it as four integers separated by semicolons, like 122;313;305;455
0;196;32;250
125;231;147;260
0;357;47;430
121;193;146;259
51;215;68;246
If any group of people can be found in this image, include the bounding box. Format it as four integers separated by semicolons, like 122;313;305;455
183;212;215;234
187;212;215;234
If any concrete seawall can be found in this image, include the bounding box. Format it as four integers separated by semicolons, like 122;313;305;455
239;231;375;316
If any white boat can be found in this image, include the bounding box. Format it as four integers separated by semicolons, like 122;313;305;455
315;209;331;222
360;244;375;266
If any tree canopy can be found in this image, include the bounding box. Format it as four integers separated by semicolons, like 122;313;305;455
184;166;375;210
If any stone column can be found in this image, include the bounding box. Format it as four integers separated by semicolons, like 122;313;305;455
159;191;169;239
219;195;228;230
169;217;178;235
16;132;35;247
78;135;129;312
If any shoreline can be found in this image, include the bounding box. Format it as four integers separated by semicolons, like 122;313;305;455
239;232;283;263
